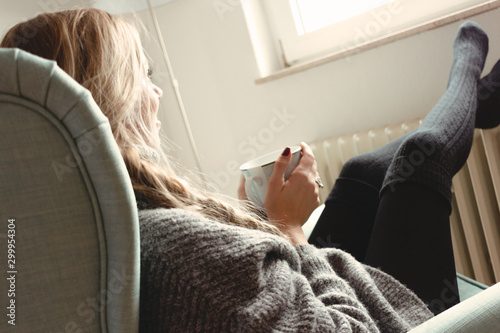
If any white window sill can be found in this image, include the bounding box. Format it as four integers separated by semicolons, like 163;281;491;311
255;0;500;85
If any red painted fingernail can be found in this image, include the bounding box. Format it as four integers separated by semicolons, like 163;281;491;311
282;147;291;156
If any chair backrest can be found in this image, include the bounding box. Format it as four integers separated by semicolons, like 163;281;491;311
0;48;139;333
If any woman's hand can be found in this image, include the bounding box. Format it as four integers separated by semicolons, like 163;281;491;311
263;142;321;245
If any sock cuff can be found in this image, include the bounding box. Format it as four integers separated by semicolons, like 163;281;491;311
381;156;453;206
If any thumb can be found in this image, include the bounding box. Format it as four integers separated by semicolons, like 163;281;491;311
267;147;292;190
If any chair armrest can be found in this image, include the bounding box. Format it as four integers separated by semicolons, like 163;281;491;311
456;272;488;301
409;282;500;332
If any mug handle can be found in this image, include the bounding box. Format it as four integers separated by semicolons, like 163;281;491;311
245;176;263;207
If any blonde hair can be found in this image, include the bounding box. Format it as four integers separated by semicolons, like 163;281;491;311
1;8;288;239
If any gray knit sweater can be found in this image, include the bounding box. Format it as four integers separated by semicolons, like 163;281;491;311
138;207;433;332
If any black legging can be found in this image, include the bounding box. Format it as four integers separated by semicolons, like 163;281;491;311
308;141;459;315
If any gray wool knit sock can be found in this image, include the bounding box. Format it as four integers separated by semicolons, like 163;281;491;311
476;59;500;128
382;21;488;204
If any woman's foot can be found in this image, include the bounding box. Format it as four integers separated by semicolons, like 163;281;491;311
476;59;500;129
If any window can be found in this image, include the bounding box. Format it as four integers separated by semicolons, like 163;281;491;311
289;0;394;36
254;0;496;69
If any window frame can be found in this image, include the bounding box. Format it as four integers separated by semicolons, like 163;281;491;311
262;0;495;65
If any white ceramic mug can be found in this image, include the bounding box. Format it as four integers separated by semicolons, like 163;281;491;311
240;146;302;207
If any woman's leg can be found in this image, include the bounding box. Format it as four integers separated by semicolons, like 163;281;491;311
364;182;457;314
308;135;408;261
476;59;500;128
364;21;488;314
310;54;500;261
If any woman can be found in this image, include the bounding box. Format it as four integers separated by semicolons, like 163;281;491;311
2;8;499;332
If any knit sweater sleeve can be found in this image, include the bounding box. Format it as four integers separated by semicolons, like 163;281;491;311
138;208;432;333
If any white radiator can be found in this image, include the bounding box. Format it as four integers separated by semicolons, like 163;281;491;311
310;119;500;286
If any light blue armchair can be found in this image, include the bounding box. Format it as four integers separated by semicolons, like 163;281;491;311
1;47;499;332
0;48;139;332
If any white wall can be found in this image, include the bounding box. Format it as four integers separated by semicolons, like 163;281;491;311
140;0;500;197
2;0;499;198
0;0;96;35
